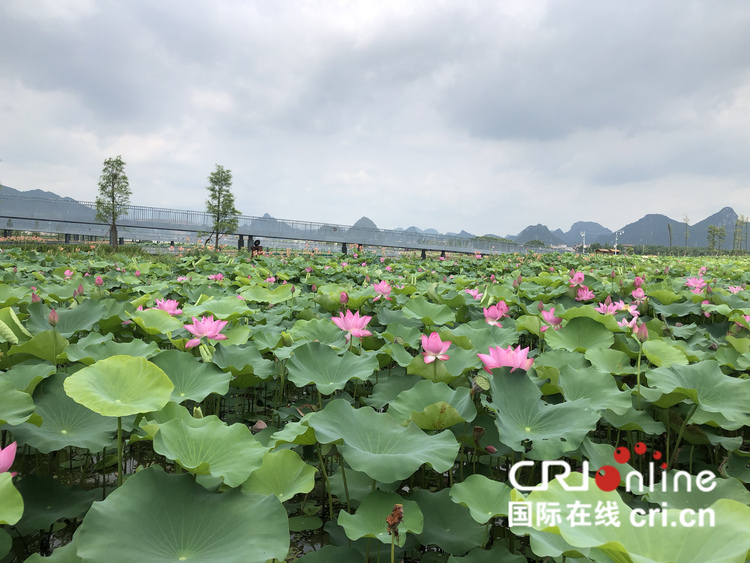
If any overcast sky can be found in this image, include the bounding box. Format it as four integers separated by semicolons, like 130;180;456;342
1;1;749;237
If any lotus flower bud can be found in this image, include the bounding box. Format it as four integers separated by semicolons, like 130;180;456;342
340;291;349;305
611;270;616;278
48;308;59;327
486;445;497;454
13;267;17;273
135;270;141;277
311;284;317;293
31;292;40;303
95;276;103;286
76;284;84;297
252;420;267;432
634;322;648;343
281;332;294;347
537;301;545;312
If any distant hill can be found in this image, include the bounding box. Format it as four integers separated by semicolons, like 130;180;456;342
516;224;566;246
352;216;378;230
560;221;613;246
690;207;738;250
618;214;680;247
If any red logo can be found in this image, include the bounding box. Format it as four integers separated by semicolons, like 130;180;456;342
595;442;667;492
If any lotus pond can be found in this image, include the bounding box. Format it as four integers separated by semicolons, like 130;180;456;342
1;247;750;562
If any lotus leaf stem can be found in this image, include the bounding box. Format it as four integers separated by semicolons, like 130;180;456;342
668;403;697;472
117;416;123;487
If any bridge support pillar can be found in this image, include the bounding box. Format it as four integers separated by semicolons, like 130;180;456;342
118;238;124;247
64;234;71;244
421;249;426;260
238;235;244;250
342;242;347;254
440;250;445;258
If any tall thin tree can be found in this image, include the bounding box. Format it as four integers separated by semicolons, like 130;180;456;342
95;156;131;250
682;215;690;256
205;164;240;250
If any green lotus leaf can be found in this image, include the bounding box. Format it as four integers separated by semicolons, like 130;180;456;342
643;340;689;367
363;374;421;409
448;546;526;563
1;361;55;394
387;380;476;429
381;322;423;349
645;361;750;429
241;450;316;501
543;316;614;352
0;306;32;342
516;314;542;337
64;331;161;365
0;285;26;308
449;474;512;524
557;365;630;415
412;488;484;555
651;299;701;317
64;355;174;417
26;300;106;337
128;308;184;335
584;348;638;375
338;490;423;547
483;370;600;459
8;330;69;364
152;415;266;487
642;472;750;510
286;342;379;394
289;318;349;348
579;437;636;484
182;296;250;320
603;408;666;434
296;545;363;563
309;400;459;483
514;471;750;563
649;289;680;305
14;475;99;533
0;319;19;345
212;343;275;380
329;465;400;509
8;372;116;453
443;346;484;377
240;284;294;305
151;350;231;403
76;467;289;563
0;473;23;525
0;379;36;426
402;297;456;325
559;305;622;331
289;515;323;532
0;528;10;560
407;355;458;384
269;416;317;447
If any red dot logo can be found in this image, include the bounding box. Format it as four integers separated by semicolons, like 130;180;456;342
634;442;647;455
613;447;631;464
653;451;662;460
595;466;621;492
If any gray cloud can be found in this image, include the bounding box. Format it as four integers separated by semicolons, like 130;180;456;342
1;0;749;237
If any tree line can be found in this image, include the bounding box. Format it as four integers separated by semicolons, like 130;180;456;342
95;156;239;250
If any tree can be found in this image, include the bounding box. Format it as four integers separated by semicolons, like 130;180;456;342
667;223;673;255
732;215;745;252
682;215;690;255
205;164;240;250
95;156;131;249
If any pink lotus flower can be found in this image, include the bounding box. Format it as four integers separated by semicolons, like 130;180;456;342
184;315;229;349
465;288;483;300
699;266;707;275
373;280;392;301
595;296;619;315
631;288;646;302
265;276;275;284
177;276;189;282
484;302;509;326
569;271;585;287
208;273;224;282
155;299;183;316
540;307;562;332
64;269;73;279
385;265;392;272
702;300;711;318
728;286;742;294
618;316;638;330
48;308;59;327
0;442;17;476
135;270;141;277
421;332;451;363
685;277;706;290
31;292;40;303
634;276;644;289
477;345;533;373
95;276;104;286
575;286;595;301
332;310;372;341
340;291;349;305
